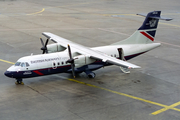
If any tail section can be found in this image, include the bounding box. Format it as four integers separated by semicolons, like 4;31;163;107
112;11;172;45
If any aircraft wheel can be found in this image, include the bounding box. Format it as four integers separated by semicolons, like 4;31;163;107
20;82;24;85
15;79;24;85
88;72;96;78
15;81;18;85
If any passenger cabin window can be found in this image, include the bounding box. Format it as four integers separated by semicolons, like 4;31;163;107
53;62;56;66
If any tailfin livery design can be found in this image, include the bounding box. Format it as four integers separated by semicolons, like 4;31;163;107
113;11;172;45
138;11;161;31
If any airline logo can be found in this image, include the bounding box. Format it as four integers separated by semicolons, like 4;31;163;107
149;19;157;27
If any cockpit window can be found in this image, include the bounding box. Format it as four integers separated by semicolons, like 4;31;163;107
15;62;21;66
15;62;30;67
26;62;30;67
21;62;26;67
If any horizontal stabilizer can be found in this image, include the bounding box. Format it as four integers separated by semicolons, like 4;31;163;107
137;12;172;21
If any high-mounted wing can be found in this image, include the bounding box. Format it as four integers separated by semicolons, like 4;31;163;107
42;32;82;49
42;32;140;69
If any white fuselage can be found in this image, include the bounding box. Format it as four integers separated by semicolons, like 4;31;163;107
5;43;160;79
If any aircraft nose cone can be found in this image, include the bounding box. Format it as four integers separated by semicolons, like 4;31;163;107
4;71;13;78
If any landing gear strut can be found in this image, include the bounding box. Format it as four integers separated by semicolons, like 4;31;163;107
15;79;24;85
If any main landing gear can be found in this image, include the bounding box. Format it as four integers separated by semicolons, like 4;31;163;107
15;79;24;85
84;70;96;78
88;72;96;78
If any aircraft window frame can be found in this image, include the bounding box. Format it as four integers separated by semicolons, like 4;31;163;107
53;62;56;66
26;62;30;67
15;62;21;66
21;62;26;67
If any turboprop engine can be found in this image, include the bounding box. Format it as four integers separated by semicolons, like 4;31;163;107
74;55;96;68
40;38;66;54
47;43;66;53
66;44;97;78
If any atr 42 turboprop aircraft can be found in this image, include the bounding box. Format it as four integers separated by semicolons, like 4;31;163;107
4;11;172;84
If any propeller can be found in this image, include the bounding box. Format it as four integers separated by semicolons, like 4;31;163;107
40;38;49;54
66;44;76;78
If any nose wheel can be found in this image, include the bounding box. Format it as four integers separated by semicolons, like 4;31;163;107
15;79;24;85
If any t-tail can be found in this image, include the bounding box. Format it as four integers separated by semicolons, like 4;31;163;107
113;11;172;45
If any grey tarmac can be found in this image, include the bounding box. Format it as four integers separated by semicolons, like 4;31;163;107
0;0;180;120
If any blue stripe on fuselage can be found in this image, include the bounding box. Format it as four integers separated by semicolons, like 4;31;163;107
7;51;146;79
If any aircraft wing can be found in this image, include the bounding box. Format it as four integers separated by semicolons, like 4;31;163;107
42;32;140;69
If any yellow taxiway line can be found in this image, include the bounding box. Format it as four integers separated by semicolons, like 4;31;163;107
1;58;180;115
0;59;14;64
159;22;180;28
151;101;180;115
67;78;180;115
25;3;180;29
25;2;99;16
1;10;180;116
26;8;45;15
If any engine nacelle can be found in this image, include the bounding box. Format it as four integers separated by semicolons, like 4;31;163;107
47;43;66;53
74;55;96;68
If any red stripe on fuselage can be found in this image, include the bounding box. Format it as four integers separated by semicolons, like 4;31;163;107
33;70;44;75
140;31;154;41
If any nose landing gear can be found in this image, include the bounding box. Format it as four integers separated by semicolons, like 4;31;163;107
15;79;24;85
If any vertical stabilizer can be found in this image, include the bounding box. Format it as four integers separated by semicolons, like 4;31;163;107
112;11;172;45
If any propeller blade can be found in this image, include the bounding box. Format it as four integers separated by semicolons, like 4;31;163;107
68;44;72;59
45;49;48;54
42;50;45;54
40;38;45;47
45;39;49;47
40;38;49;54
67;44;75;78
71;64;75;78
